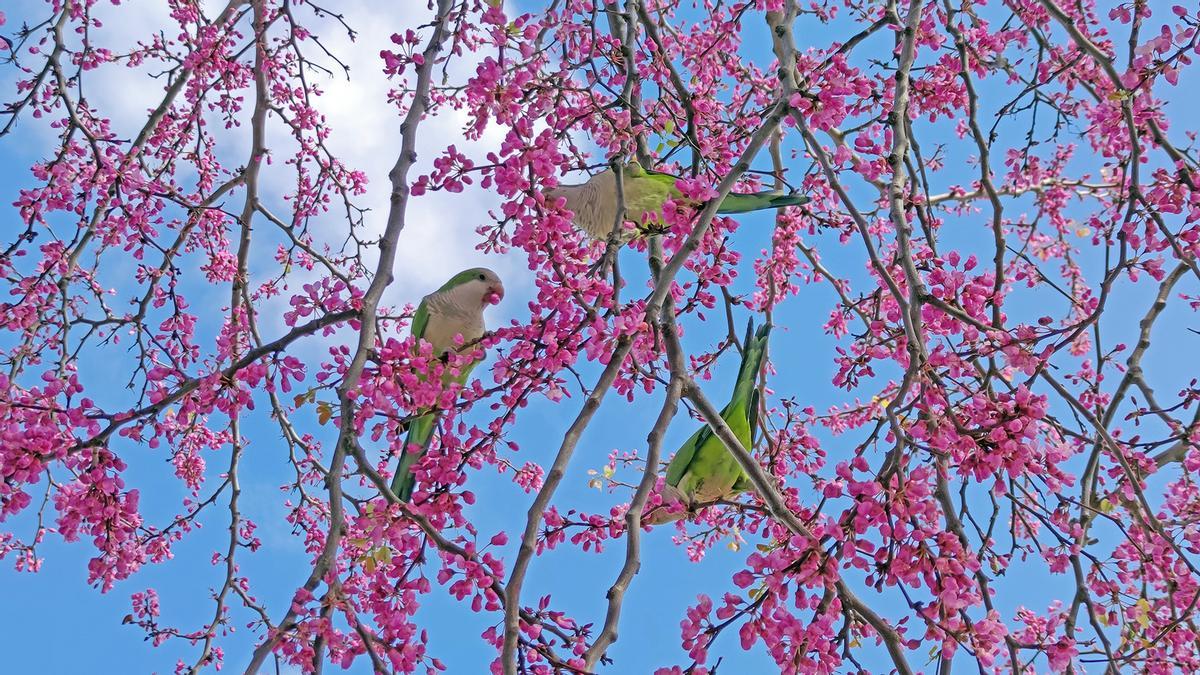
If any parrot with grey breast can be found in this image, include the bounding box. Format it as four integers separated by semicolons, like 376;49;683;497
390;267;504;501
545;161;809;242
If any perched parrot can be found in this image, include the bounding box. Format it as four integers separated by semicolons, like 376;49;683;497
545;161;810;241
390;267;505;501
646;321;771;525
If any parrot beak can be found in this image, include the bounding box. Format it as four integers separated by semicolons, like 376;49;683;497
485;282;505;306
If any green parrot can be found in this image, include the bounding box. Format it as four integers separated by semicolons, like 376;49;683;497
544;161;810;242
646;320;770;525
390;267;505;501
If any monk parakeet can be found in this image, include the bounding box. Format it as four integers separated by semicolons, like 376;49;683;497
545;161;809;241
390;267;505;501
646;321;770;524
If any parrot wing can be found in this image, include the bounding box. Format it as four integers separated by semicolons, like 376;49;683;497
391;412;437;500
390;357;479;501
664;421;708;488
410;297;430;342
635;163;809;215
717;191;810;214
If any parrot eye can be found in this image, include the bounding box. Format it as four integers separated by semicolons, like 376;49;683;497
477;273;486;281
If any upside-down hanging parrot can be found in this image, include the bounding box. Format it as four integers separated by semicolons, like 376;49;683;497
390;267;505;501
544;161;809;242
645;320;771;524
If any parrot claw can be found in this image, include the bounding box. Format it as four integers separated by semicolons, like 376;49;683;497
636;221;670;237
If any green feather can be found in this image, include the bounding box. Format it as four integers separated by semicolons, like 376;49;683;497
435;267;495;292
626;162;678;186
409;297;430;341
731;321;771;403
664;424;707;487
662;320;771;506
390;358;478;501
672;398;752;503
623;161;809;216
730;387;761;493
391;411;436;500
389;269;493;501
716;191;810;214
730;472;754;493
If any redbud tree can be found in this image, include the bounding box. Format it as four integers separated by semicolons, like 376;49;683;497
2;0;1200;672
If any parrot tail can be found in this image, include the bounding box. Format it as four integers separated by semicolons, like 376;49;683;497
716;191;810;214
732;319;771;402
390;411;438;501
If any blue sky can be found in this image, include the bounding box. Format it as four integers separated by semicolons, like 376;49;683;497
2;0;1199;673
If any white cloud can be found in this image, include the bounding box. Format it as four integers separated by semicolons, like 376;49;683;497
0;4;543;416
312;1;522;305
0;2;537;429
9;0;526;332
